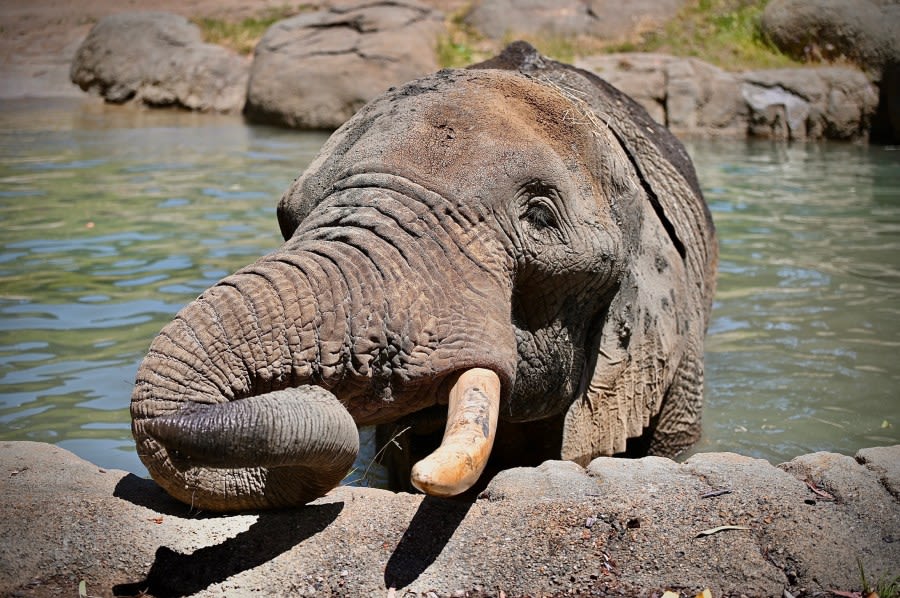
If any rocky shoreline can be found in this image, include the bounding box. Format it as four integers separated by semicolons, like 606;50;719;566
5;0;895;142
1;441;897;597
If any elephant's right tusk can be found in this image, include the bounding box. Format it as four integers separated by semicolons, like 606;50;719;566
410;368;501;497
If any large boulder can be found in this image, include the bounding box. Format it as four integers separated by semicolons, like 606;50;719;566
742;67;879;141
577;53;879;141
761;0;898;71
761;0;900;142
244;0;445;130
1;441;898;596
464;0;688;43
577;53;747;138
70;12;249;113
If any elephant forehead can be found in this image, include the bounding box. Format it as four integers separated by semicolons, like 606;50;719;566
282;69;636;238
351;73;609;199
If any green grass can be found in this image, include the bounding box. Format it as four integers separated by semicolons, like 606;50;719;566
875;575;900;598
196;0;799;70
501;33;609;66
194;5;313;55
435;3;487;68
435;0;800;71
436;34;479;68
607;0;800;70
433;2;610;68
859;559;900;598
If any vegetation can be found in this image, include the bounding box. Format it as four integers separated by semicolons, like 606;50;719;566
613;0;800;70
875;575;900;598
435;5;486;68
194;5;313;55
858;559;900;598
192;0;798;70
435;0;800;71
501;33;608;66
435;6;605;68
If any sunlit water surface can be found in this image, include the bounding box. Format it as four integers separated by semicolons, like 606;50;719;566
1;98;897;481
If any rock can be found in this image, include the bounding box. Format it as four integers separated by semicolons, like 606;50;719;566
480;460;596;502
742;67;879;141
761;0;898;72
857;445;900;499
1;441;897;596
576;53;878;141
464;0;688;43
577;53;748;138
761;0;900;141
244;0;445;130
70;11;248;113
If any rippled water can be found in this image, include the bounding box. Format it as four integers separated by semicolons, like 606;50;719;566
1;98;897;478
686;139;900;461
0;99;330;474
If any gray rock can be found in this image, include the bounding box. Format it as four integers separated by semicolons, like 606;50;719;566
761;0;900;142
742;67;879;140
2;441;897;596
761;0;899;71
576;53;878;141
777;450;900;584
857;445;900;500
464;0;688;43
481;460;596;502
244;0;445;130
577;53;748;138
70;11;248;113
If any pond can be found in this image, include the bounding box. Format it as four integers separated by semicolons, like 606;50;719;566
1;98;897;480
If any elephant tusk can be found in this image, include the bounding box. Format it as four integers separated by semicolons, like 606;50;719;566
410;368;501;497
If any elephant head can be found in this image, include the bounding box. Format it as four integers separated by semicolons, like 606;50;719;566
131;43;717;511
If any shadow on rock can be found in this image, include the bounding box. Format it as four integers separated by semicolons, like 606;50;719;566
112;502;343;597
113;474;197;517
384;496;473;590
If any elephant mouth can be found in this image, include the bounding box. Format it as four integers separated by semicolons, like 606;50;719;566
408;367;502;496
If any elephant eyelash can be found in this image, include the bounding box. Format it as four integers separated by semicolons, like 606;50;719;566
518;181;566;242
523;200;558;231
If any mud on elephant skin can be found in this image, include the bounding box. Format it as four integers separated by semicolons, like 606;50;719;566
130;42;717;511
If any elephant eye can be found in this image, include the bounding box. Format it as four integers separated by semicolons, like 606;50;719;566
523;200;558;231
518;181;565;243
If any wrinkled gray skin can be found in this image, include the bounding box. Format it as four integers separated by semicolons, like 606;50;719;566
131;43;717;511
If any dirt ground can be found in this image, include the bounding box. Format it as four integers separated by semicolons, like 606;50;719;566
0;0;467;99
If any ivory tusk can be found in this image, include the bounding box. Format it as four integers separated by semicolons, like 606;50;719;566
410;368;501;496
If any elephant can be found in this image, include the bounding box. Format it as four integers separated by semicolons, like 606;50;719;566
131;42;717;512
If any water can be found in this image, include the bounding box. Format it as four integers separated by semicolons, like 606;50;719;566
685;139;900;461
0;98;331;474
0;98;897;479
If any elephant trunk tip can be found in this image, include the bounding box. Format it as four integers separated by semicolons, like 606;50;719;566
135;386;360;509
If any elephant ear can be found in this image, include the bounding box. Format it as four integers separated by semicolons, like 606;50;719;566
474;42;717;460
560;177;703;461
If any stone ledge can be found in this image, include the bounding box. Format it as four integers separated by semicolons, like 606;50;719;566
576;53;879;142
1;441;897;597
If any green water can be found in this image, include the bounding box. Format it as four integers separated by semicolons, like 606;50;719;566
685;139;900;461
0;98;897;478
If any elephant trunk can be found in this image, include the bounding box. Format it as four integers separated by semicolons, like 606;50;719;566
131;182;517;510
131;253;365;511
